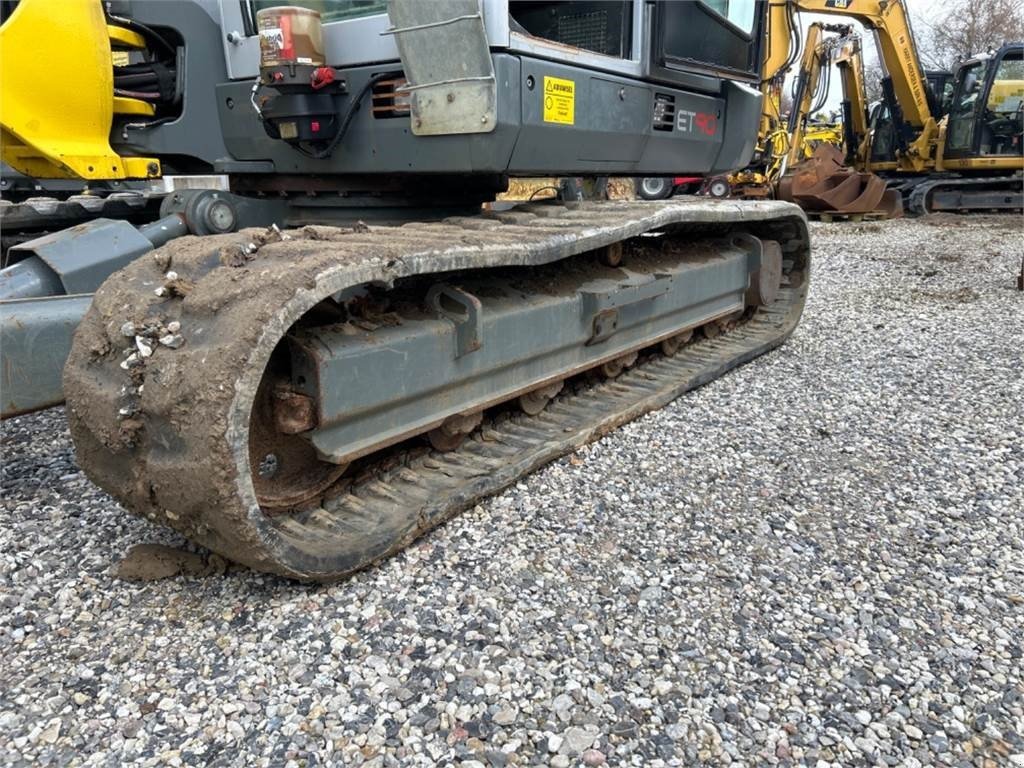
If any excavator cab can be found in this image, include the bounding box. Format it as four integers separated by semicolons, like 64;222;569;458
868;101;897;165
926;70;954;118
945;43;1024;161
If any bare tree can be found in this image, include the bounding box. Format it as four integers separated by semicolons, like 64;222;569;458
914;0;1024;71
780;87;794;117
862;59;885;104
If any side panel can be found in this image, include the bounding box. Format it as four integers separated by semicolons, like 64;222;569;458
511;60;724;172
216;55;742;176
215;58;523;175
111;1;765;179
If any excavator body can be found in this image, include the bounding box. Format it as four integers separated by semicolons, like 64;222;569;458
0;0;810;579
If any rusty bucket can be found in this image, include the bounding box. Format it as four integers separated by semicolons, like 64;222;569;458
778;145;903;218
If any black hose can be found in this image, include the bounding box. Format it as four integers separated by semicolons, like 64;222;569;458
115;89;161;100
761;2;802;86
812;51;831;114
115;73;161;84
106;14;177;59
786;4;802;73
297;72;396;160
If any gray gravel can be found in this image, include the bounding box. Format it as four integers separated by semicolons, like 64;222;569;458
2;215;1023;767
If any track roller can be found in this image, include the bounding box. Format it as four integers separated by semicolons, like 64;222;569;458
518;381;564;415
600;351;638;379
659;329;693;357
428;411;482;452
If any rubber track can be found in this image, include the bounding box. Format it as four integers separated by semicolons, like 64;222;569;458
907;175;1024;215
63;199;809;581
0;192;163;232
271;290;801;576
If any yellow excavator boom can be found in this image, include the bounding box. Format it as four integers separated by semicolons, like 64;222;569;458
0;0;160;180
834;33;871;165
767;0;937;171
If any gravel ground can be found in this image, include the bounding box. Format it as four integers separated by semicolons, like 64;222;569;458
2;215;1022;768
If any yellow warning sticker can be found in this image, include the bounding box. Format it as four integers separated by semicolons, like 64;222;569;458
543;76;575;125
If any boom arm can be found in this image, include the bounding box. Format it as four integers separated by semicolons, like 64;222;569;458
834;33;870;165
767;0;937;169
785;23;844;167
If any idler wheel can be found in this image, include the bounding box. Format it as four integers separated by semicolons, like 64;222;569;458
249;377;347;511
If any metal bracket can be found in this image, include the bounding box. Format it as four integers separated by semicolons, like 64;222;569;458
427;284;483;358
386;0;496;135
382;12;483;35
728;231;764;274
581;274;673;312
581;273;672;344
590;308;620;345
727;232;782;308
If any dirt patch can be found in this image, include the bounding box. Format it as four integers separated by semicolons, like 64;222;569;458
847;223;884;234
911;287;979;304
115;543;227;581
924;213;1021;231
922;213;965;227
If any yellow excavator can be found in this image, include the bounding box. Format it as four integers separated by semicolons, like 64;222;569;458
729;19;896;217
729;21;849;199
769;0;1023;214
775;21;904;217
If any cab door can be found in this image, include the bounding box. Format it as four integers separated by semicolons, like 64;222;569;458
944;59;986;159
945;46;1024;160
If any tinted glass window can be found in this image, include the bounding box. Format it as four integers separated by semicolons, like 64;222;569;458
703;0;757;34
651;0;765;81
982;53;1023;156
947;61;984;152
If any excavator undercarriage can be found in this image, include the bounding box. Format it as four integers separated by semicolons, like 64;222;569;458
65;200;808;579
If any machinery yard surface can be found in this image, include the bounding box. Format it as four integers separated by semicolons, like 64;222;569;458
2;215;1023;766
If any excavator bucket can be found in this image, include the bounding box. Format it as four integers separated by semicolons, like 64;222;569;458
778;145;903;218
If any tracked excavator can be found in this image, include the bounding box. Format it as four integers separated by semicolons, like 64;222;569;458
728;20;872;206
768;0;1023;214
774;22;904;217
0;0;811;580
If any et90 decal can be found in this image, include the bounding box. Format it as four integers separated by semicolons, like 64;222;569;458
677;110;718;137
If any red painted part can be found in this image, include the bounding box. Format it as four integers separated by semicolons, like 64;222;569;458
672;176;703;186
